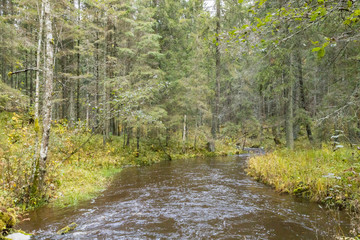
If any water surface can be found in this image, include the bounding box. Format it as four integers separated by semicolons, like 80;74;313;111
19;156;350;239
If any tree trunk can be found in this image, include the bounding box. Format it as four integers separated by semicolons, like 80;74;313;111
215;0;221;135
136;126;140;151
86;93;90;129
76;0;81;122
182;114;187;153
35;0;44;120
30;50;34;106
29;0;45;196
69;79;75;128
102;35;109;144
39;0;54;189
126;126;131;147
285;63;294;150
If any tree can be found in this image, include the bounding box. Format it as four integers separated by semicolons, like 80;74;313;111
38;0;54;188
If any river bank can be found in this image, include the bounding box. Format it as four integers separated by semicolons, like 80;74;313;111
0;110;239;237
17;156;349;239
247;147;360;238
247;146;360;211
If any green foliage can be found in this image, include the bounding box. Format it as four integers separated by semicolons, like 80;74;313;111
0;81;28;112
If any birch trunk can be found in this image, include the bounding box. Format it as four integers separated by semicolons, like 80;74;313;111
29;0;45;195
39;0;54;188
35;0;44;120
182;114;187;153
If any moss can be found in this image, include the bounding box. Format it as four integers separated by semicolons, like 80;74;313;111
0;220;6;231
293;184;310;197
0;211;16;229
56;222;77;235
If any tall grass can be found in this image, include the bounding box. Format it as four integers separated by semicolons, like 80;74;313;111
247;146;360;210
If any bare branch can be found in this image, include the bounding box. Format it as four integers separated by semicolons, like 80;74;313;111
9;68;42;75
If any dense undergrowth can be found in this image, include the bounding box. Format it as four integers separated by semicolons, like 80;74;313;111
0;110;240;236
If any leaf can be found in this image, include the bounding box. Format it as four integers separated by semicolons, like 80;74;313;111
312;47;321;52
317;48;325;58
310;12;318;21
311;40;319;45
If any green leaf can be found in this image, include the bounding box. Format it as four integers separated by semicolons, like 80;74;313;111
318;48;325;58
311;40;319;45
310;12;318;21
312;47;321;52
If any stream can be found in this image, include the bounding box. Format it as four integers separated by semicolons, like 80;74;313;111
18;156;350;239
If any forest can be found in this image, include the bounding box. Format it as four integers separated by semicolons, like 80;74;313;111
1;0;360;238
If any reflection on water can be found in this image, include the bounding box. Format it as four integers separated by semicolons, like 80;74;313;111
18;156;350;239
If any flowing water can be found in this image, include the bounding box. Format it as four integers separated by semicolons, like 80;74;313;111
18;156;350;239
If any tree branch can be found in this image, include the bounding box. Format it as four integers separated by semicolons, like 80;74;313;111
9;68;42;75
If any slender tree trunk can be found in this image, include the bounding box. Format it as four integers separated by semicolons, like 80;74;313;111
61;59;67;119
76;47;80;121
35;0;44;120
165;127;170;147
39;0;54;189
86;93;89;129
76;0;81;121
25;51;29;98
182;114;187;153
136;126;140;151
102;28;109;144
30;50;34;105
215;0;221;135
95;30;100;129
126;126;131;147
69;79;75;128
285;60;294;150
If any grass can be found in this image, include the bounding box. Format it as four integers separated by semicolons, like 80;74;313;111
247;145;360;210
0;81;28;112
0;111;240;212
53;166;122;208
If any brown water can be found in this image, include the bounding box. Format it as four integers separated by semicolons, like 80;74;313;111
18;156;350;239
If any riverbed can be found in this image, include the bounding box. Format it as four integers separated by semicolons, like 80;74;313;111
18;156;350;239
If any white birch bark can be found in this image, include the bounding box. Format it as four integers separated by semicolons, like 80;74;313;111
35;0;44;120
39;0;54;185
